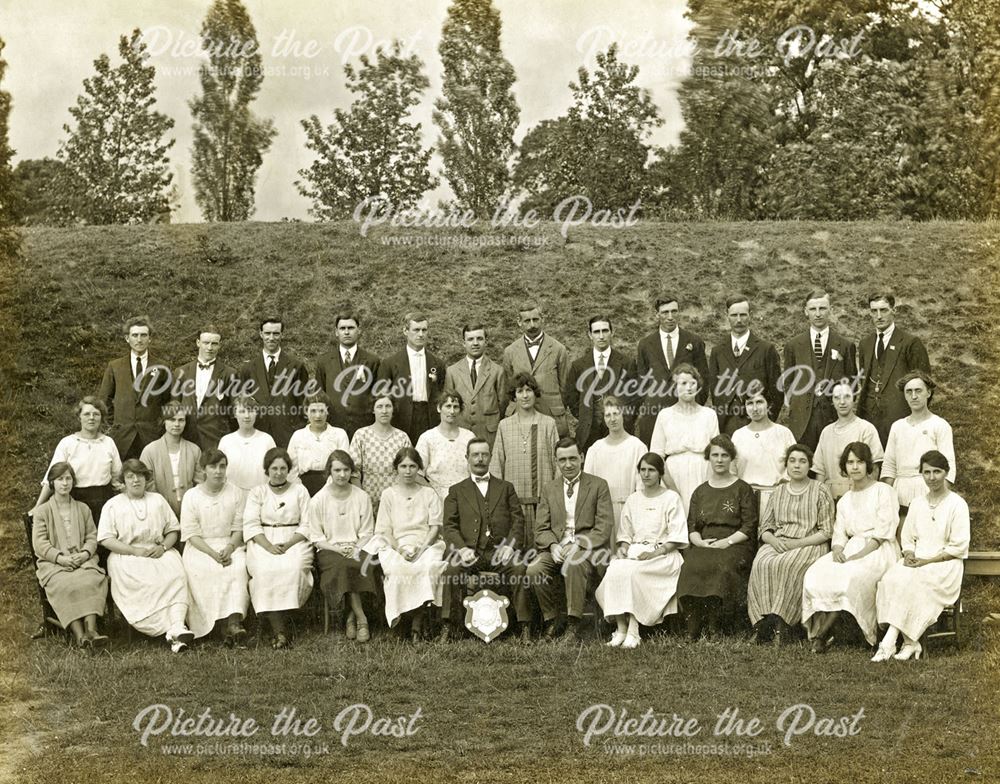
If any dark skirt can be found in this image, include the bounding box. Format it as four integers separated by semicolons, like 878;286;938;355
299;471;328;497
71;484;115;526
677;524;755;604
317;550;376;599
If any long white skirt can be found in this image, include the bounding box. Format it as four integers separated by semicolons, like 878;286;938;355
182;537;250;638
801;535;899;644
246;527;314;613
596;551;684;626
379;541;446;627
107;549;189;637
876;559;963;641
666;453;708;514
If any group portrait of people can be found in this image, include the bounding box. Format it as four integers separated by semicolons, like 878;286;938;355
29;288;968;664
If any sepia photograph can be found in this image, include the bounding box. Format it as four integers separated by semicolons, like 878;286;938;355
1;1;998;782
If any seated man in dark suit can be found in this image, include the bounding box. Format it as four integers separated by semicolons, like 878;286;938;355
441;438;531;641
526;437;613;640
313;311;380;439
98;315;172;460
237;317;310;448
171;324;237;453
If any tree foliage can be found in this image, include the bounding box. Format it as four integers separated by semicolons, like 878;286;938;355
297;42;437;220
433;0;520;216
189;0;276;221
58;29;175;224
11;158;70;226
0;35;19;255
513;44;662;215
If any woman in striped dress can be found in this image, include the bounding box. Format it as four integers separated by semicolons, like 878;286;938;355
747;443;835;643
489;373;558;549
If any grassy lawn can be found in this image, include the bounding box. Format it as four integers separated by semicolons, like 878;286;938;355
2;220;999;782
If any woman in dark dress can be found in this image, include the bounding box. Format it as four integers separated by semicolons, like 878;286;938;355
678;434;758;638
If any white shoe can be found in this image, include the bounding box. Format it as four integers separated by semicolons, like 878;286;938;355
871;644;895;662
621;634;641;649
893;642;922;661
607;632;627;648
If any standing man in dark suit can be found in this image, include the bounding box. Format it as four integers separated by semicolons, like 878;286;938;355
443;323;507;449
502;302;571;438
858;291;931;446
98;315;172;460
564;316;633;452
376;312;444;444
237;317;310;449
634;295;709;446
707;295;783;435
171;325;237;453
441;438;531;641
526;438;613;640
313;311;380;439
781;290;859;451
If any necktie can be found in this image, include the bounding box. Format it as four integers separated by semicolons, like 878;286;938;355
134;357;143;379
198;362;213;371
876;332;885;360
813;332;823;364
566;477;579;498
733;342;741;358
470;358;478;387
665;333;675;368
596;353;606;379
266;355;276;380
342;350;352;367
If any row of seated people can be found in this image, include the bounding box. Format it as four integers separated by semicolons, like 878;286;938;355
32;424;967;661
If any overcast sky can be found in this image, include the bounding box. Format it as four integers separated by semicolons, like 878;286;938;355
4;0;692;222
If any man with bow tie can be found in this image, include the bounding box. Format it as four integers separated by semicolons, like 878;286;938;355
237;317;310;448
376;312;445;443
441;438;531;641
443;323;507;449
707;295;783;435
858;291;931;446
313;311;380;439
170;325;238;453
564;316;634;451
502;302;571;438
98;316;172;460
527;438;613;641
781;290;858;451
634;296;710;446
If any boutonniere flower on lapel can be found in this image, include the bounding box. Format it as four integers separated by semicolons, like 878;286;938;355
685;343;693;351
830;349;841;360
428;368;438;382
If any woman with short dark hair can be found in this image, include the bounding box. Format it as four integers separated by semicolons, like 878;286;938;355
139;400;204;517
242;447;313;649
288;393;350;496
97;459;193;652
872;451;969;661
32;462;109;648
802;442;901;652
349;395;412;514
415;391;476;500
218;396;276;491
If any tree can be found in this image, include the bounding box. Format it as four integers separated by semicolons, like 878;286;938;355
513;44;662;214
58;29;175;224
0;35;18;253
433;0;519;216
189;0;276;221
297;41;437;220
11;158;71;225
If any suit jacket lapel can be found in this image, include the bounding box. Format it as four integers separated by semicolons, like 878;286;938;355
882;330;904;381
486;476;503;514
736;334;757;369
472;356;492;396
573;475;592;525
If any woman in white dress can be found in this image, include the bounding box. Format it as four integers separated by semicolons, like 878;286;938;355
583;395;648;543
97;459;194;653
35;396;122;533
872;450;969;662
243;447;313;649
309;450;377;643
596;453;688;649
219;396;276;492
650;363;719;513
802;442;900;652
813;381;884;501
415;392;476;500
374;447;446;639
881;371;956;511
731;389;796;514
287;393;350;497
139;400;204;518
180;449;250;645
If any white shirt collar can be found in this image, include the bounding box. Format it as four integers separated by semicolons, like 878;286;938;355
810;326;829;340
659;327;679;342
263;348;281;362
732;332;749;352
130;351;149;363
878;323;895;341
593;348;610;364
406;345;425;358
472;472;490;482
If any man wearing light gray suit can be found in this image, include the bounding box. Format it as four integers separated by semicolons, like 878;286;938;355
443;323;507;449
502;302;571;438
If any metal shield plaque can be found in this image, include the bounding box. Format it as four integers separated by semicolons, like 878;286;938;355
463;589;510;643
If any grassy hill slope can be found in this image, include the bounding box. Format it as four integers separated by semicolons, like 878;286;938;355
2;219;999;545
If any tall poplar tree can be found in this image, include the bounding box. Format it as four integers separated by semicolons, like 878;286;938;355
433;0;519;216
189;0;276;221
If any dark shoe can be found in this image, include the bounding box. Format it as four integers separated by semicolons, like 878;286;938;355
89;633;110;650
30;624;46;640
519;623;532;644
542;620;559;640
572;616;590;642
176;630;195;647
272;633;289;650
356;622;370;643
437;625;451;643
810;635;833;654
